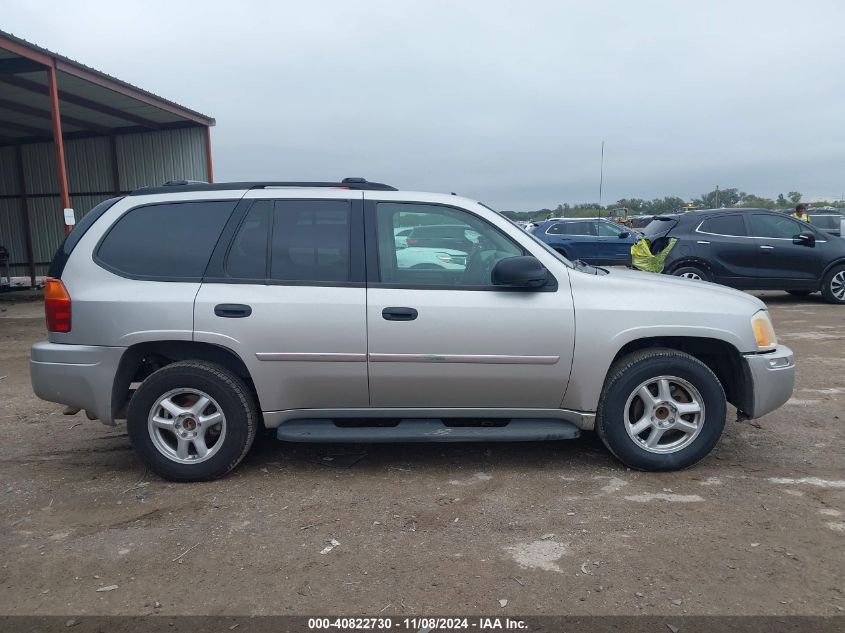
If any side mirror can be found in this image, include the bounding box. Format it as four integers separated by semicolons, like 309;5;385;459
492;256;549;289
618;231;631;239
793;232;816;247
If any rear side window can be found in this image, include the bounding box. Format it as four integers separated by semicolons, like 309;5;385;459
271;200;351;282
547;221;593;235
698;214;747;236
225;199;352;283
96;201;236;280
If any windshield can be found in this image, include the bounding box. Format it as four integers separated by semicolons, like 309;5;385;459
480;203;575;269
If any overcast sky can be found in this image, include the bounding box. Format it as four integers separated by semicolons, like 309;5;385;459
4;0;844;209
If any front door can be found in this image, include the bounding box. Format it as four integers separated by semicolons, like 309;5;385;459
692;213;758;287
194;191;368;413
364;194;575;409
748;213;823;288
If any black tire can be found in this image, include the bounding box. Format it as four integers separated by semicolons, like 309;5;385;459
671;265;712;282
786;290;812;297
820;265;845;304
127;361;258;482
596;348;727;471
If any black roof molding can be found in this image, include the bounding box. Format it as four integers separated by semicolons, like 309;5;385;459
130;178;398;196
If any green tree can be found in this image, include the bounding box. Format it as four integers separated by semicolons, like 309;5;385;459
787;191;802;205
694;187;741;208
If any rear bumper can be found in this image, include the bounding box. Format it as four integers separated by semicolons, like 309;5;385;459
30;341;125;425
742;345;795;419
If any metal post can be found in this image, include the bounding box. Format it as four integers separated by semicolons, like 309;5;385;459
15;145;36;288
47;63;72;235
204;126;214;183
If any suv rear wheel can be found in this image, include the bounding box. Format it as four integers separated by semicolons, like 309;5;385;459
596;348;726;471
127;361;258;482
821;265;845;304
671;265;711;282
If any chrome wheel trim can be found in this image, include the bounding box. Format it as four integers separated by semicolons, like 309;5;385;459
147;388;226;464
623;375;705;454
679;271;702;280
831;271;845;301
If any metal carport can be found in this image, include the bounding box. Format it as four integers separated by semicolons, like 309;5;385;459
0;29;216;288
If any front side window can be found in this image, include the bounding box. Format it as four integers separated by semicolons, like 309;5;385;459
699;214;747;237
750;214;803;239
96;200;236;279
376;203;522;286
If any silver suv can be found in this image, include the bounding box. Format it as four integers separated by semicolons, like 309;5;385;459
31;178;795;481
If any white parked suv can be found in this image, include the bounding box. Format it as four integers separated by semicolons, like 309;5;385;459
31;178;795;481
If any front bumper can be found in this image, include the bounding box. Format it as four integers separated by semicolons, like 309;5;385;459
30;341;125;425
741;345;795;419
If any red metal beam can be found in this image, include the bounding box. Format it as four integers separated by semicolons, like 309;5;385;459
204;126;214;183
47;65;72;235
0;74;162;129
0;33;52;66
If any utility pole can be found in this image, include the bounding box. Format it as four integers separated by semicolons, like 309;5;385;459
716;185;720;208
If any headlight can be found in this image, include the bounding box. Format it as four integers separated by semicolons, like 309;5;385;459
751;310;778;350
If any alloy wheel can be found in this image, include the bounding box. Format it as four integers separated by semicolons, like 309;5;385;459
623;375;705;454
147;388;226;464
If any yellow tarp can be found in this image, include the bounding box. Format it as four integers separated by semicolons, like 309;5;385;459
631;238;678;273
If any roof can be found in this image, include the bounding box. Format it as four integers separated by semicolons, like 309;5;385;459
0;29;214;145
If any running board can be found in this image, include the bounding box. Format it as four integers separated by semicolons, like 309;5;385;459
276;418;580;443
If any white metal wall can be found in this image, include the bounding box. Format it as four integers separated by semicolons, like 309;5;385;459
0;127;209;277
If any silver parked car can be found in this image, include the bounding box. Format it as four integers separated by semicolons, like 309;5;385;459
31;178;795;481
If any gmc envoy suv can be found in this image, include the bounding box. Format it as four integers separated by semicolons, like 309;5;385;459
31;178;795;481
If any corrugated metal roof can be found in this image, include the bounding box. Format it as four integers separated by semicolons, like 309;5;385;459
0;29;215;143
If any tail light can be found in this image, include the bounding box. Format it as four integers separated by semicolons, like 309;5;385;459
44;277;71;332
407;238;418;246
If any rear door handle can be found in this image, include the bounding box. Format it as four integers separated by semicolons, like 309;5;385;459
214;303;252;318
759;245;774;250
697;240;710;245
382;307;418;321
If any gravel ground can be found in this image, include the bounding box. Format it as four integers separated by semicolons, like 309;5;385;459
0;291;843;616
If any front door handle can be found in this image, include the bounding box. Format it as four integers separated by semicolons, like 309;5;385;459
214;303;252;318
382;307;418;321
759;245;774;250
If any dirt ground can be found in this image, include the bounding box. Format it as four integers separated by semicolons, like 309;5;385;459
0;291;843;617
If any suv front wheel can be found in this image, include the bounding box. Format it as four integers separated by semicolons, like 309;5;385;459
821;265;845;304
596;348;726;471
127;361;258;482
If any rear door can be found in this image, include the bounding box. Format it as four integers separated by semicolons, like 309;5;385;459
194;190;368;413
748;213;824;287
363;193;575;409
692;214;758;287
543;220;595;262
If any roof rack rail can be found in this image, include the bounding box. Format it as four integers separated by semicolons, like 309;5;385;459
130;177;397;196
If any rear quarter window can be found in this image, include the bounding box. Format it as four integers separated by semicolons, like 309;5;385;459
95;200;237;280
